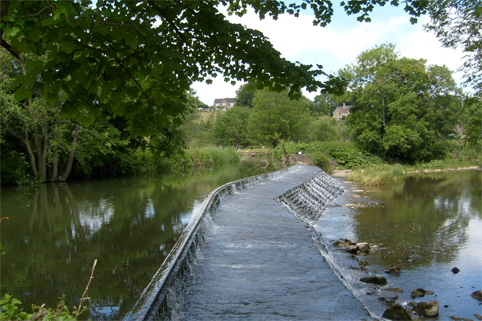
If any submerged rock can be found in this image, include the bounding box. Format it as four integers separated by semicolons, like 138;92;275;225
332;238;353;247
385;287;404;293
411;288;427;299
382;304;412;320
360;275;387;285
413;300;439;318
471;290;482;301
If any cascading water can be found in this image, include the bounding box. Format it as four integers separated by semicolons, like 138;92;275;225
275;170;387;320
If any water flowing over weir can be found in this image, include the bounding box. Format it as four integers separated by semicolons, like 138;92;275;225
124;165;371;320
123;166;299;320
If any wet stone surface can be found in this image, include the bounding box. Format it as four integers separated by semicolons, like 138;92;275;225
176;166;370;320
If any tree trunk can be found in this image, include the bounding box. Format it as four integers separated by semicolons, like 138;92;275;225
59;125;80;182
49;149;59;182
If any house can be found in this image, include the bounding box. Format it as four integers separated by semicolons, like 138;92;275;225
332;102;352;121
213;98;236;111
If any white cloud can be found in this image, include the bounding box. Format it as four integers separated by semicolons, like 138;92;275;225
191;8;466;105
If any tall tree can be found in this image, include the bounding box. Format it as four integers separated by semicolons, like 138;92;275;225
424;0;482;95
343;44;462;162
1;1;429;136
248;89;312;147
214;106;251;147
235;83;256;108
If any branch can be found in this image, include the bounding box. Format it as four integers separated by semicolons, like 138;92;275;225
75;259;98;319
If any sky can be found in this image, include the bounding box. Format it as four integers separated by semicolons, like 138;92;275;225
191;3;464;106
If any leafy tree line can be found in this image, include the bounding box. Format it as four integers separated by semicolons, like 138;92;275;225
206;42;479;166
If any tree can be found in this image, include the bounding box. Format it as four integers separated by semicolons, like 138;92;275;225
248;89;312;147
214;106;251;147
1;1;429;136
235;83;256;108
312;92;338;115
424;0;482;95
343;44;462;163
309;116;340;141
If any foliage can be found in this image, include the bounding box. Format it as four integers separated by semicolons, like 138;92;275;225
463;97;482;147
424;0;482;95
0;294;30;320
235;83;256;108
308;116;340;141
214;107;251;147
0;1;431;136
348;164;406;186
342;43;462;163
248;89;312;147
169;147;240;174
308;150;333;173
312;92;338;115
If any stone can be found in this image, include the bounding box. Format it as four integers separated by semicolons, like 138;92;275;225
382;304;412;320
385;266;401;275
360;275;387;285
411;288;426;299
471;290;482;301
452;267;461;274
332;238;353;247
385;287;404;293
413;300;439;318
356;242;370;255
474;313;482;320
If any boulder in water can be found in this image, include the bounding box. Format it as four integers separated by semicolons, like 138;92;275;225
382;304;412;320
471;290;482;301
413;300;439;318
360;275;387;285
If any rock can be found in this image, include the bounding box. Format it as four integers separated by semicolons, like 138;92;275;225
450;317;475;321
452;267;461;274
413;300;439;318
332;238;353;247
385;287;404;293
385;266;401;275
474;313;482;320
411;288;426;299
425;290;435;295
360;275;387;285
382;304;412;320
471;290;482;301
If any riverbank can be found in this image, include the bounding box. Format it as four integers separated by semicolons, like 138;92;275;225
343;163;481;185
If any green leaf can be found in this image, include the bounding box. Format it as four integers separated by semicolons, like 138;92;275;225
14;86;32;101
3;27;20;37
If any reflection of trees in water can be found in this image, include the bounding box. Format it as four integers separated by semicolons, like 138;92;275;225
1;163;274;319
354;170;481;270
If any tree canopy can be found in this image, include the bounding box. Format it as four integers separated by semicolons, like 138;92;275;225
342;43;462;163
1;0;429;136
425;0;482;96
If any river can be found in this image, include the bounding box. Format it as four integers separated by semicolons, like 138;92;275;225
0;160;280;320
1;165;480;320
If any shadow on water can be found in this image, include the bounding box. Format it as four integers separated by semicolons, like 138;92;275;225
0;160;281;320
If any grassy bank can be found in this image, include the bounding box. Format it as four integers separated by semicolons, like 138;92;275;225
252;140;481;186
169;146;241;174
348;156;481;186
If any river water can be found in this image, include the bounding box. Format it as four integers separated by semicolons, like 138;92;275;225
316;169;482;320
1;165;480;320
0;161;280;320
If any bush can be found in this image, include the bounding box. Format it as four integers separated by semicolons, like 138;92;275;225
309;150;333;173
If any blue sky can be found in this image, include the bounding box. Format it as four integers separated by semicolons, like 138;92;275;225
191;3;465;106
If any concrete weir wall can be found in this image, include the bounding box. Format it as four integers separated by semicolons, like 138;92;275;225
123;165;301;321
275;170;343;222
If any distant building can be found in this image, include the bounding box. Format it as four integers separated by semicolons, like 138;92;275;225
213;98;236;110
332;102;352;121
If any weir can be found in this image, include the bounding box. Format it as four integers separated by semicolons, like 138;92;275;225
124;165;371;320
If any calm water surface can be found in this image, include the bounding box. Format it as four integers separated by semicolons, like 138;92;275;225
0;161;280;320
320;170;481;320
